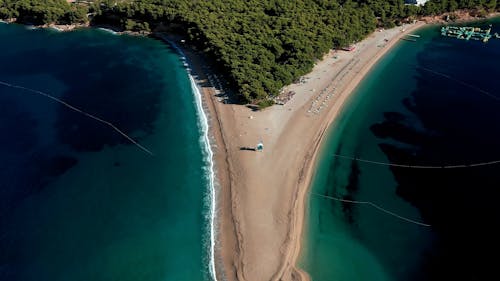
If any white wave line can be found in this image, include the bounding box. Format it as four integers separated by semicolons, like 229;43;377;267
311;192;431;227
0;80;153;156
157;35;218;281
189;74;218;281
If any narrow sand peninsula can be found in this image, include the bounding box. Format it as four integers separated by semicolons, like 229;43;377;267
176;21;425;281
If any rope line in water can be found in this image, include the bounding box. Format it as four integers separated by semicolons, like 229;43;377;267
0;80;154;156
332;154;500;169
416;66;500;102
311;192;431;227
308;61;499;229
398;60;500;102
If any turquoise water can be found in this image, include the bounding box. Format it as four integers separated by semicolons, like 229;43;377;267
0;24;210;281
301;18;500;281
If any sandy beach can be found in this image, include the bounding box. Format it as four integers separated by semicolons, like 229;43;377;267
172;21;426;281
2;7;498;280
28;13;496;281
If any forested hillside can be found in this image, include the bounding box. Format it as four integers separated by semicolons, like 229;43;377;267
1;0;499;103
91;0;409;103
0;0;87;25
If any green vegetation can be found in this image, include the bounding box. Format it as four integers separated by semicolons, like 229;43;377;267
423;0;499;15
0;0;87;25
124;19;150;32
90;0;412;103
1;0;499;103
257;99;275;108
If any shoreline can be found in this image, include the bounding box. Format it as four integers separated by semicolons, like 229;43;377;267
151;33;239;281
185;21;427;281
222;14;498;281
165;15;495;281
3;13;498;281
276;22;427;281
151;34;220;281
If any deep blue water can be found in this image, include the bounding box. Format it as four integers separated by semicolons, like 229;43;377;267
301;18;500;281
0;23;209;281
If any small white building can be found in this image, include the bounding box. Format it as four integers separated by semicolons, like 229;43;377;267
405;0;429;6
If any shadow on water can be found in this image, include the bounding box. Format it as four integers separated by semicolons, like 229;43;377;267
0;28;164;215
370;27;500;280
1;24;210;281
1;39;162;153
0;84;79;216
341;160;361;225
53;44;161;152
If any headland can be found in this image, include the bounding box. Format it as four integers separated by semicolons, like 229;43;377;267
172;21;425;281
4;8;499;280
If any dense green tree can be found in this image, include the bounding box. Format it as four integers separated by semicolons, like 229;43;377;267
1;0;498;104
90;0;498;103
0;0;87;24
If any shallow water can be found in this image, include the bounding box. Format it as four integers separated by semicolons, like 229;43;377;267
0;24;210;281
301;18;500;281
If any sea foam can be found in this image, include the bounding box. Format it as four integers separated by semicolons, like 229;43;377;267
97;27;117;35
159;35;219;281
189;74;219;281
